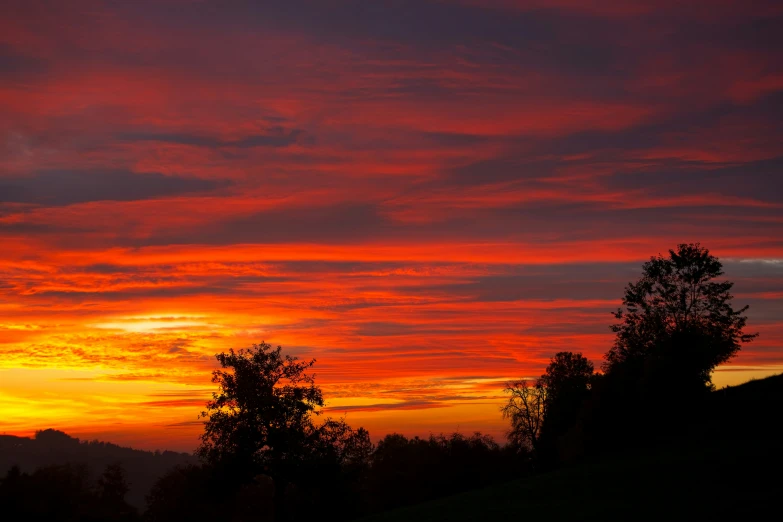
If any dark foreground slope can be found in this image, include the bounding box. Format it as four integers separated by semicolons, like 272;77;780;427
0;430;196;509
362;374;783;522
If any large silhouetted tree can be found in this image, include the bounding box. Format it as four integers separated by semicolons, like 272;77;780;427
502;380;547;452
565;244;761;457
195;342;374;520
606;243;757;390
196;342;323;481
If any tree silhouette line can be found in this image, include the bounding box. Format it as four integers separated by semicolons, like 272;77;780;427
0;243;762;521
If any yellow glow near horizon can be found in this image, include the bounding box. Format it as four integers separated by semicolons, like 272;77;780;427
91;314;214;332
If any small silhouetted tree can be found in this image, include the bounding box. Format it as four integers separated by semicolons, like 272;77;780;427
502;380;547;452
97;463;130;505
606;243;757;391
342;427;374;470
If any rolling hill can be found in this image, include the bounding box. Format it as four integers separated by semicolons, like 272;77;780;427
0;429;197;510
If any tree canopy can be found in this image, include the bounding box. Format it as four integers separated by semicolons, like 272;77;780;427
195;341;374;520
502;380;547;452
540;352;595;406
605;243;757;389
503;352;595;459
538;352;595;455
196;342;324;479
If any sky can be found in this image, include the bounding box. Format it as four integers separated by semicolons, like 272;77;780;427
1;0;782;451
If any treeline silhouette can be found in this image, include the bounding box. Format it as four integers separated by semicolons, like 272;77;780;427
1;428;527;521
501;244;760;468
1;243;773;521
0;461;137;521
0;429;196;512
143;431;528;522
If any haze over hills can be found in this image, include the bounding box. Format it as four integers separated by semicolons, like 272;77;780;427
0;429;196;509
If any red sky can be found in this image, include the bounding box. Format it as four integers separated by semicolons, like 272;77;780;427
1;0;782;451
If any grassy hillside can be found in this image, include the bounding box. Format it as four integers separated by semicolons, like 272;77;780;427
362;374;783;522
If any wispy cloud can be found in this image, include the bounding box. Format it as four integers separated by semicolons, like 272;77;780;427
0;0;781;449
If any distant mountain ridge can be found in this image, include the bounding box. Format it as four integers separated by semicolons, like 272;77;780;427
0;429;197;510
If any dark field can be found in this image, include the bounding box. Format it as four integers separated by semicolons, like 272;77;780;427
364;375;783;522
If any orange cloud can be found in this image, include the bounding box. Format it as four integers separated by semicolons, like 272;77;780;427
1;0;782;451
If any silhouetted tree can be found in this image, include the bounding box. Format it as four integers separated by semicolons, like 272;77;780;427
305;419;373;478
195;342;372;520
285;418;375;520
502;380;547;452
567;244;760;458
540;352;595;403
196;342;323;483
97;463;131;505
90;463;140;520
606;243;757;391
537;352;595;462
342;426;374;470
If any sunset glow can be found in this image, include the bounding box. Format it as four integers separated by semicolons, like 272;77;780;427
1;0;782;451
